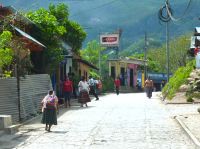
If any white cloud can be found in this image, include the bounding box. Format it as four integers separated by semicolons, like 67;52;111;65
89;17;102;25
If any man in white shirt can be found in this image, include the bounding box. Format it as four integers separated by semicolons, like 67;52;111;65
88;76;99;100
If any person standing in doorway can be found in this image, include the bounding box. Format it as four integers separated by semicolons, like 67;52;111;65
41;90;58;132
114;77;121;95
63;76;73;108
145;76;154;98
88;76;99;100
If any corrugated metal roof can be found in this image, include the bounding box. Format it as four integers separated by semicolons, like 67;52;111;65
108;58;146;66
191;36;195;49
11;25;46;48
190;36;200;48
75;59;99;70
195;27;200;34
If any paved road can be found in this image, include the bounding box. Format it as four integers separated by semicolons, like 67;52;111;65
2;92;198;149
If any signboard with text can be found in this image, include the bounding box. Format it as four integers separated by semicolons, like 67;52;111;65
100;34;119;47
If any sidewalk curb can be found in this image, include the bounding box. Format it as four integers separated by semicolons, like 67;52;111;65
164;101;200;105
175;116;200;148
158;96;200;105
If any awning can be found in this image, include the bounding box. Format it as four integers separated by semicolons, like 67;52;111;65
11;25;46;48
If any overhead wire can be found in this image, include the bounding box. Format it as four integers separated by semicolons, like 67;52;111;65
165;0;192;22
158;0;193;23
158;4;171;23
70;0;120;17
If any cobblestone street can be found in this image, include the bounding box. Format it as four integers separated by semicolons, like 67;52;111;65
1;92;198;149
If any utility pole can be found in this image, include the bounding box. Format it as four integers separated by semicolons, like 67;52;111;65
166;0;170;83
117;28;122;59
99;45;101;76
158;0;171;83
144;32;147;80
98;32;102;77
166;21;170;83
16;47;21;122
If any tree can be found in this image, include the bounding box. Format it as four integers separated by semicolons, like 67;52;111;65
26;7;66;73
0;12;33;77
63;21;86;54
169;35;190;72
0;31;13;69
26;3;86;73
49;3;69;23
147;34;190;73
81;40;107;77
49;3;86;54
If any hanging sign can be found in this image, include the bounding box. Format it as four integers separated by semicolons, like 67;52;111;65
100;33;119;47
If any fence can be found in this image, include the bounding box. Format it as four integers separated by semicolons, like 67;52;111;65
0;74;52;123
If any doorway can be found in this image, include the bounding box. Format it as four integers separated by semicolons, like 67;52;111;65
130;69;133;87
111;66;116;79
120;67;125;86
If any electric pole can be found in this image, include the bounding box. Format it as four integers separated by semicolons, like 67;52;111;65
166;0;170;83
158;0;171;83
166;20;170;83
144;32;147;80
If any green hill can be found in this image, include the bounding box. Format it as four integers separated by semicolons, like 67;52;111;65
1;0;200;50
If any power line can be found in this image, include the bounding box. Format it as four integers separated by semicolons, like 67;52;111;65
71;0;120;17
166;0;192;22
159;0;193;23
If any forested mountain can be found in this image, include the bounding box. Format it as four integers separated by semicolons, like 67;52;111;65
1;0;200;51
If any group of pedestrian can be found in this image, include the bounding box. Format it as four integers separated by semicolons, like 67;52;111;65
61;75;101;108
77;75;100;107
41;75;101;131
114;75;154;98
41;75;155;132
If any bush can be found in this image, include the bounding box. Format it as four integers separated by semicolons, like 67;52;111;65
162;60;195;100
187;96;194;102
102;76;114;93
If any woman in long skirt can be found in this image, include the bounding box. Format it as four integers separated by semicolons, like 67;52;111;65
41;90;58;131
78;76;91;107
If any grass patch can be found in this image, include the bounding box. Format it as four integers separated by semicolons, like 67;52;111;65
187;96;194;102
162;60;195;100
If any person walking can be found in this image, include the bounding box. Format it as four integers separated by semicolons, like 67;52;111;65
136;80;141;91
88;76;99;100
41;90;58;132
78;76;91;107
63;76;73;108
145;76;154;98
96;77;102;95
114;77;121;95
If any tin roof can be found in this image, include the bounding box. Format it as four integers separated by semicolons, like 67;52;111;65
194;27;200;36
108;58;146;66
75;58;99;70
11;25;46;48
190;36;200;48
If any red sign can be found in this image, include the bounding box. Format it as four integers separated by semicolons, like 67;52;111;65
100;34;119;47
102;37;118;43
